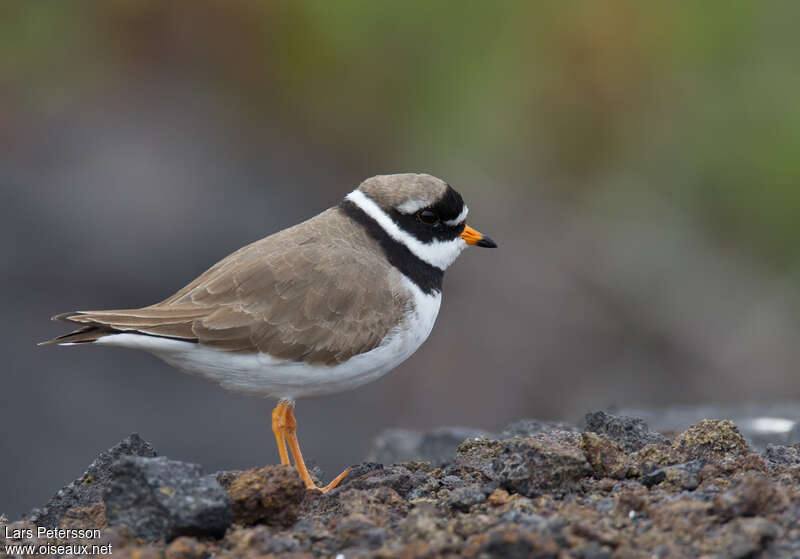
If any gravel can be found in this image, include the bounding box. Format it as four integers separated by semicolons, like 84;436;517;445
4;411;800;557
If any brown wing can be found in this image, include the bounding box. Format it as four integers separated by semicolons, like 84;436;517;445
46;208;409;365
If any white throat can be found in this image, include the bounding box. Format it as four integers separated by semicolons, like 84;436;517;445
345;189;467;270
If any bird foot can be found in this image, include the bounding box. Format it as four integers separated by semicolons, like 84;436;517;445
305;467;350;493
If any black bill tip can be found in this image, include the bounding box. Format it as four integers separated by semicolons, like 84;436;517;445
476;236;497;248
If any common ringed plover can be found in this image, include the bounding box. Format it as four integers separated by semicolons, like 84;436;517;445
42;173;497;492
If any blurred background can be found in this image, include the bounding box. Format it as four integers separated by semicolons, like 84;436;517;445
3;1;800;516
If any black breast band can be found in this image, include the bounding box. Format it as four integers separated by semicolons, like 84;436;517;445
339;200;444;295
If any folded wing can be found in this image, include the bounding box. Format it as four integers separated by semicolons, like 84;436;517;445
43;209;407;366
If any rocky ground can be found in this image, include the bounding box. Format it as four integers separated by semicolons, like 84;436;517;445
4;411;800;558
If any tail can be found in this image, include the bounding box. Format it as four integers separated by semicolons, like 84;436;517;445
38;313;118;346
39;308;200;346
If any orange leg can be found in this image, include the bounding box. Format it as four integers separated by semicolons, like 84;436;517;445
271;403;290;466
270;400;349;493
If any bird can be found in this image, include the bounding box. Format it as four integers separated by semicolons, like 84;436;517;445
42;173;497;493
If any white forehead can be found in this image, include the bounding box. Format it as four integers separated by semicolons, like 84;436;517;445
396;199;469;225
396;198;428;214
444;204;469;226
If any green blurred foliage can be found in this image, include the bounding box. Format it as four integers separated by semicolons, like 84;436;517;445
2;1;799;270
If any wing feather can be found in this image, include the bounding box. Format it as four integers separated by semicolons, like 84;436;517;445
46;208;409;365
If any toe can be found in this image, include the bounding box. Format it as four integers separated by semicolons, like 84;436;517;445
318;468;350;494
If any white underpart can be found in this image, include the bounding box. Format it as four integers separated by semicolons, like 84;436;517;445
444;204;469;226
93;277;441;400
346;189;467;270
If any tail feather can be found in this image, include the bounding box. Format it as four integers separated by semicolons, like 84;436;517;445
38;324;115;346
41;307;202;346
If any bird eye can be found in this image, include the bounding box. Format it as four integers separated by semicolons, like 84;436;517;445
417;209;439;225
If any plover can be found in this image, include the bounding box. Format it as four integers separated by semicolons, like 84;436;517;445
42;173;497;492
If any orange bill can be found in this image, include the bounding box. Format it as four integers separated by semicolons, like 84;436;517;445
460;225;497;248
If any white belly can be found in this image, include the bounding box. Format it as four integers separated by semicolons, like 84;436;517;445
94;278;441;400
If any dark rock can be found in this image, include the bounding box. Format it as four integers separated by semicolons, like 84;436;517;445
487;488;513;507
640;466;664;487
695;453;768;492
450;513;496;538
165;536;211;559
641;460;705;490
308;485;409;534
447;486;486;511
614;484;648;513
581;432;632;479
633;442;682;474
584;411;666;452
406;479;441;500
112;545;167;559
227;465;304;528
60;501;108;531
336;513;387;549
214;470;238;490
764;444;800;468
455;432;591;497
99;525;141;551
673;419;750;462
338;463;429;497
265;535;302;553
340;461;384;482
104;456;231;542
224;524;309;557
463;524;560;558
648;497;714;536
499;510;549;529
27;433;157;528
713;473;787;520
441;474;468;490
367;426;497;466
501;418;578;438
23;410;800;558
571;543;613;559
723;517;781;558
399;501;445;541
